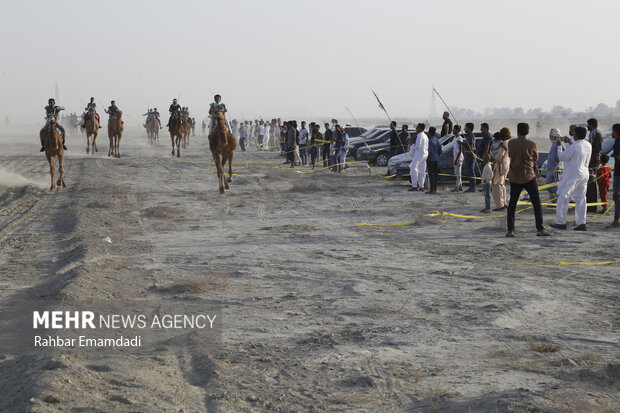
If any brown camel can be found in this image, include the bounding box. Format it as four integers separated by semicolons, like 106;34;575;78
169;113;184;157
182;114;191;149
107;111;124;158
85;114;99;155
209;112;237;194
41;116;66;191
146;117;159;146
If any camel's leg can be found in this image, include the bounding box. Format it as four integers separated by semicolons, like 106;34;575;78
47;154;55;191
108;134;113;157
93;134;98;153
116;136;121;158
171;134;175;155
87;135;90;154
214;154;225;194
227;152;234;183
176;136;181;158
59;155;66;188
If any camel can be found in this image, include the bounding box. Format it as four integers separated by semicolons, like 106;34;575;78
107;111;124;158
169;113;184;157
84;113;99;155
41;115;66;191
146;117;159;146
182;114;191;149
209;111;237;194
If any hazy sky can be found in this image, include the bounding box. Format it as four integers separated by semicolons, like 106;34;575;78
1;0;619;123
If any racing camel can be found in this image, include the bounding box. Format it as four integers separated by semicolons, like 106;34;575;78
209;111;237;194
169;112;185;157
182;113;191;149
41;115;66;191
146;116;159;146
107;111;124;158
84;110;99;155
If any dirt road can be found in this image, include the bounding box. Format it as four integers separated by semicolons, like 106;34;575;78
0;128;618;412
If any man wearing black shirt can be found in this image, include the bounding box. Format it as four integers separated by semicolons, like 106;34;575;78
477;123;492;157
441;111;453;137
322;123;333;167
587;118;603;212
389;121;399;159
399;125;409;151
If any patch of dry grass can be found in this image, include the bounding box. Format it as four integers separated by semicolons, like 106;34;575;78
548;393;618;413
526;337;561;353
580;351;603;362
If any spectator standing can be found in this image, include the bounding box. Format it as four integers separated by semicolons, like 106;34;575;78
462;123;477;192
598;154;611;213
545;128;564;201
408;123;428;191
238;122;247;152
481;154;494;213
609;124;620;228
425;127;441;194
450;125;464;192
441;111;453;137
490;128;510;210
478;123;493;158
322;123;332;167
333;124;345;172
549;126;592;231
505;123;550;237
339;126;350;171
299;121;309;164
586;118;603;212
389;121;399;159
310;124;322;168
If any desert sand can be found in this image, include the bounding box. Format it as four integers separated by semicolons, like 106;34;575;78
0;126;618;412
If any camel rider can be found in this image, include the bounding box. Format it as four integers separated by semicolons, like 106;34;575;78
208;94;228;136
41;98;67;152
83;97;102;128
104;100;122;124
152;108;162;129
142;109;152;128
167;99;181;127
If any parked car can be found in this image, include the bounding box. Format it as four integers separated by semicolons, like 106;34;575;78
344;126;367;138
348;128;392;158
354;132;415;166
387;132;490;179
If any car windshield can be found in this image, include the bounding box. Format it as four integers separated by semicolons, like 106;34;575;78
357;128;380;140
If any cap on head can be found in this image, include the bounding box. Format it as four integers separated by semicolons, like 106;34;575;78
549;128;561;140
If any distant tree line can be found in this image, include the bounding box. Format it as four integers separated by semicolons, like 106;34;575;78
448;100;620;120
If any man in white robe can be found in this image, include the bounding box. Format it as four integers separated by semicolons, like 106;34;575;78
550;126;592;231
408;123;428;191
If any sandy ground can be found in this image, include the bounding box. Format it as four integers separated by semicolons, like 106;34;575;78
0;126;618;413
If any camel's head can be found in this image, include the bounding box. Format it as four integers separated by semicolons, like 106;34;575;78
47;114;56;125
214;111;226;123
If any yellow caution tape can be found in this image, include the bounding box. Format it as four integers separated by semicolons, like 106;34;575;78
511;260;620;266
189;173;267;177
356;211;442;227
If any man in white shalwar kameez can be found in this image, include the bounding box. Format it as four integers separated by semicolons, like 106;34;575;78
408;123;428;191
550;126;592;231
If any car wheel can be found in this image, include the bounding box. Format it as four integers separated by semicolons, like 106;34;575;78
376;152;389;166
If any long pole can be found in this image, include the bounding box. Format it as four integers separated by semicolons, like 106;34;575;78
433;87;481;177
371;88;406;154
